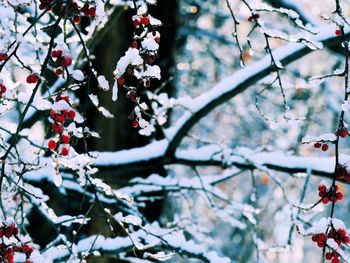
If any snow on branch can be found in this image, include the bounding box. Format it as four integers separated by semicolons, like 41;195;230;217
165;24;350;154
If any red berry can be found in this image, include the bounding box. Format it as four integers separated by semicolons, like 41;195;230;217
344;236;350;243
4;228;12;238
322;144;329;151
131;41;138;49
52;123;63;133
51;50;62;58
48;140;57;150
248;16;253;22
141;16;150;25
55;68;63;76
73;15;81;24
338;229;346;237
335;29;342;36
0;83;6;94
314;142;321;148
50;110;56;119
336;192;343;200
26;74;40;84
88;7;96;17
60;147;69;156
133;19;140;27
317;240;325;247
61;56;72;67
254;14;260;19
318;185;326;193
0;53;7;61
312;235;318;242
68;110;76;119
22;244;33;255
61;95;70;103
55;114;65;123
325;252;333;260
117;77;125;86
9;224;18;235
132;120;139;128
62;110;69;118
339;129;348;138
61;135;70;144
332;257;340;263
318;234;327;242
322;197;330;204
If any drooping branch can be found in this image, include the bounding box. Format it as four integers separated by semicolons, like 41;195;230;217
165;25;350;156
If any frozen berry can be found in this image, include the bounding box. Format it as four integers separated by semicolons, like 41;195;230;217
314;142;322;148
131;41;138;49
339;129;348;138
132;120;139;128
336;192;343;200
0;53;7;61
68;110;76;119
60;147;69;156
51;50;62;57
117;77;125;86
22;244;33;255
55;114;65;123
61;135;70;144
48;140;57;150
322;197;330;204
55;68;63;76
61;56;72;67
141;16;150;25
325;252;333;260
26;74;40;84
322;144;329;152
73;15;81;24
52;123;63;133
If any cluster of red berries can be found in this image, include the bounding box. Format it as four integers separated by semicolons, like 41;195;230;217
0;52;8;62
311;232;328;248
328;228;350;246
132;15;150;27
51;48;72;76
0;83;6;97
311;228;349;247
248;13;260;22
116;12;161;129
313;130;347;151
313;141;329;151
0;224;33;263
68;2;96;23
325;251;340;263
0;243;33;263
0;223;18;238
39;0;96;23
318;183;343;204
82;3;96;18
312;228;350;263
48;95;76;156
61;2;96;24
